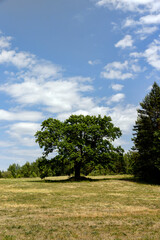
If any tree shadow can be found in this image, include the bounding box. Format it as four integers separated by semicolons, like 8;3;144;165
28;175;160;185
28;176;115;183
118;176;160;186
29;175;133;183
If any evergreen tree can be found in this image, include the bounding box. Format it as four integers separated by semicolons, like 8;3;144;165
133;82;160;182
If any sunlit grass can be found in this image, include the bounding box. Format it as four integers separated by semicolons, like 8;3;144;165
0;175;160;239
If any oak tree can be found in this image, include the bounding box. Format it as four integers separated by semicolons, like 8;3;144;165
35;115;123;180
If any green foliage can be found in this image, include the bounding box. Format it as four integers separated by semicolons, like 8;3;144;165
1;171;13;178
133;82;160;182
123;151;137;174
1;160;40;178
8;164;21;178
35;114;123;179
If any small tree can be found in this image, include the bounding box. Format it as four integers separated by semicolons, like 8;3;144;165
133;82;160;182
8;164;21;178
123;151;137;174
35;115;123;180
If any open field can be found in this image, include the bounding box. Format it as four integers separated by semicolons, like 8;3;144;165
0;175;160;240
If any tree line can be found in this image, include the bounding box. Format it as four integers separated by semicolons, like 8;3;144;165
1;82;160;182
0;151;135;179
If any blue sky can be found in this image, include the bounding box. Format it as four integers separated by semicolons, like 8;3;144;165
0;0;160;170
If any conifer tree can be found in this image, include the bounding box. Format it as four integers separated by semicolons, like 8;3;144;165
133;82;160;182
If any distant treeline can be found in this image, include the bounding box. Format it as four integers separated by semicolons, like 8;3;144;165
0;152;135;179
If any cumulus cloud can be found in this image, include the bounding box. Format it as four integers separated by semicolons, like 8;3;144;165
123;18;138;27
0;109;44;121
135;26;158;40
7;122;41;147
0;31;139;167
88;59;101;65
125;16;160;26
109;104;138;134
0;78;93;113
96;0;160;13
107;93;125;104
8;122;40;136
111;84;124;91
57;106;110;121
131;38;160;71
101;61;133;80
115;35;134;49
57;103;137;135
0;36;61;79
0;50;36;68
8;148;42;158
0;34;94;115
144;39;160;70
0;49;62;80
0;141;14;148
140;14;160;25
96;1;160;39
0;35;12;49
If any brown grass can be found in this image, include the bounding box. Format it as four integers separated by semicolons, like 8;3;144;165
0;175;160;239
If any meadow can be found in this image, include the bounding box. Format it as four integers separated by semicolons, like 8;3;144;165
0;175;160;240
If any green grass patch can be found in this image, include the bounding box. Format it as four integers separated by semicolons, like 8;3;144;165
0;175;160;239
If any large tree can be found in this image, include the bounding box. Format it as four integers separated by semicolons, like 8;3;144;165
35;114;123;180
133;82;160;182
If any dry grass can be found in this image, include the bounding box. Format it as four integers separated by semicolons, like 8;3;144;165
0;175;160;239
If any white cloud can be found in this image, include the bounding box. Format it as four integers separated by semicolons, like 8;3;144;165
0;141;15;148
57;106;111;121
0;50;36;68
0;31;139;168
0;35;12;49
111;84;124;91
88;59;101;65
147;85;152;91
130;52;144;58
7;122;41;147
135;26;158;39
107;93;125;104
97;1;160;40
144;39;160;70
123;18;138;27
1;78;93;113
8;122;40;136
140;14;160;25
130;38;160;71
9;147;42;158
131;64;141;72
96;0;160;13
0;36;94;116
115;35;134;49
109;104;138;134
123;16;159;39
113;138;129;148
109;61;128;70
0;48;61;79
57;103;137;136
101;70;133;80
0;109;44;121
101;61;133;80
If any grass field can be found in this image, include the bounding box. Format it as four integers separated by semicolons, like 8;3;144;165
0;175;160;240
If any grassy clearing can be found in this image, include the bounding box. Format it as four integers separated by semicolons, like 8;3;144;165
0;175;160;240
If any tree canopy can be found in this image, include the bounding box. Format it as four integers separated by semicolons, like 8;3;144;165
35;114;123;180
133;82;160;182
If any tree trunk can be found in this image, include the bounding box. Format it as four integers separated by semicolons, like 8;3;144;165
74;161;81;180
